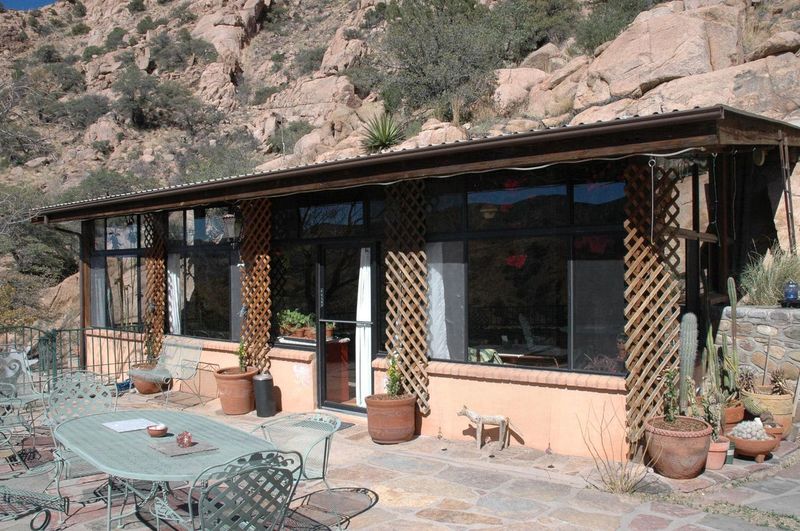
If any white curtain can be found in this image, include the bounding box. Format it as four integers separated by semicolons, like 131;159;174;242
90;256;107;327
427;242;450;359
355;247;372;407
167;253;182;335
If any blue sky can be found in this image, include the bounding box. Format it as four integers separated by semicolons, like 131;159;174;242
3;0;55;10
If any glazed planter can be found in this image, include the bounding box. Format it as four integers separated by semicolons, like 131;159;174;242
214;366;258;415
131;363;171;395
644;416;712;479
706;436;730;470
365;394;416;444
729;434;780;463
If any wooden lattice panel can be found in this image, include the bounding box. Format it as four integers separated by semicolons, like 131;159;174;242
624;164;682;447
240;198;272;372
142;213;166;357
384;181;430;414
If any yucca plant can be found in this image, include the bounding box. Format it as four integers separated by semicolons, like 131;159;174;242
362;113;404;153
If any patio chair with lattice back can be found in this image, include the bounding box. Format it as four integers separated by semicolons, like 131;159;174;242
0;345;42;438
45;371;116;498
151;449;302;530
252;412;341;488
128;337;213;407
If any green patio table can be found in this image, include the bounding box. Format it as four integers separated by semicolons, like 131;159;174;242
53;409;274;529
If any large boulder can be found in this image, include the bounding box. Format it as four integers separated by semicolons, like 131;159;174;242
747;31;800;62
85;55;123;89
574;8;741;111
321;27;367;75
520;43;564;72
270;76;361;126
84;117;124;147
193;0;267;62
493;67;547;115
395;119;467;150
197;62;238;111
571;53;800;124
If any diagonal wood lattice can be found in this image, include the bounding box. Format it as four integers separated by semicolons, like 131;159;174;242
240;198;272;372
624;164;682;448
384;181;430;414
142;213;166;358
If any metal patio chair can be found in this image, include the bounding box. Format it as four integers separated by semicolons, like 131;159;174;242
252;412;341;487
152;450;302;530
45;370;117;499
128;337;213;407
0;345;42;439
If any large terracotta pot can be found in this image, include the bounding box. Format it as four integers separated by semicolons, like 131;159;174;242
729;434;780;463
644;416;712;479
214;366;258;415
131;363;171;395
706;436;729;470
365;394;416;444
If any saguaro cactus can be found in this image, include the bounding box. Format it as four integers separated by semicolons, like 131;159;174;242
679;312;698;415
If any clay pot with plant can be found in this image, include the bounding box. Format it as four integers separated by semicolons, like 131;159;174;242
365;352;417;444
645;313;712;480
214;342;258;415
277;309;316;339
719;277;746;431
740;366;795;439
325;322;336;340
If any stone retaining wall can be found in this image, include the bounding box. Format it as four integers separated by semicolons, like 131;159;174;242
717;306;800;383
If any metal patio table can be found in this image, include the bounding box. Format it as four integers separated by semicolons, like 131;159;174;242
53;409;274;530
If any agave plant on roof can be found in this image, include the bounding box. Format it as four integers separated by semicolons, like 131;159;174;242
361;113;404;154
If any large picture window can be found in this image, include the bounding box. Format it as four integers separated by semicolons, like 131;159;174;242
90;216;142;329
426;166;627;375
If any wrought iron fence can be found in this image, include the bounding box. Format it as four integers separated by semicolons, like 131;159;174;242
0;324;147;390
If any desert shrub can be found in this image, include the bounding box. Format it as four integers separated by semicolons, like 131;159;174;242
43;63;86;93
127;0;146;13
362;113;403;153
0;274;45;325
33;44;62;64
170;2;197;25
361;2;387;29
137;16;157;34
73;1;87;17
344;64;381;98
294;46;326;75
490;0;578;63
105;27;127;49
175;131;261;184
382;0;502;112
71;22;90;36
92;140;113;156
0;123;48;165
740;247;800;305
251;85;282;105
344;28;362;40
47;94;111;129
380;84;402;114
112;67;219;132
59;168;158;203
270;51;285;72
272;120;313;154
82;45;104;61
156;0;172;4
576;0;657;53
151;30;217;71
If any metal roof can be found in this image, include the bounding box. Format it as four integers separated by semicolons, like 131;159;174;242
33;105;800;223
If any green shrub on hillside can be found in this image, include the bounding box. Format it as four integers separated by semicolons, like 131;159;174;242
70;22;90;36
112;67;219;132
170;2;197;25
127;0;146;13
137;16;157;34
175;131;261;184
344;64;381;98
272;120;313;154
43;63;86;93
73;1;87;17
576;0;657;53
251;85;282;105
491;0;578;63
150;30;217;71
105;27;127;49
59;168;159;203
33;44;62;64
46;94;111;129
295;47;326;75
82;45;104;61
361;2;387;29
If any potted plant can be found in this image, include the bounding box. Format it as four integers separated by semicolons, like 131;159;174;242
722;277;745;430
325;322;336;340
365;352;416;444
277;309;313;339
213;342;258;415
740;366;795;439
644;313;712;479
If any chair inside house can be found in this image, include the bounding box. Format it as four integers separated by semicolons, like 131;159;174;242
128;337;209;407
152;449;302;530
45;370;117;498
251;413;341;487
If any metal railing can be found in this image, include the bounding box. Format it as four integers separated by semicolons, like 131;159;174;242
0;324;147;389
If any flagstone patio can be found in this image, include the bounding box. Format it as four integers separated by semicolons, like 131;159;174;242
2;391;800;530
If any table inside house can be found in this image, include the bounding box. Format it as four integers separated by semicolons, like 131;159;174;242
53;409;274;528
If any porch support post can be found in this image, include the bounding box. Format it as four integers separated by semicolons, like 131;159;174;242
384;180;430;414
239;198;272;372
142;213;167;357
623;163;682;450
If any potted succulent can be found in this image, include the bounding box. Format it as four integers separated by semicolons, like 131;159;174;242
644;313;712;479
721;277;745;430
740;367;794;439
694;329;729;471
365;351;416;444
213;342;258;415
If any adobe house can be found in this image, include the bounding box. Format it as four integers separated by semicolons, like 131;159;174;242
32;106;800;457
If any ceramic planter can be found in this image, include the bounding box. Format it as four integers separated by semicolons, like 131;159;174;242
214;366;258;415
723;403;745;433
365;393;416;444
131;363;171;395
729;434;780;463
644;416;712;479
706;436;730;470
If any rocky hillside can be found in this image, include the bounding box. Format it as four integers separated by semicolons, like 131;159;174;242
1;0;799;325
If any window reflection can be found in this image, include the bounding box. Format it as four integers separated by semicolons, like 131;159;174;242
270;245;316;341
300;202;363;238
106;216;138;250
468;175;568;230
574;182;625;226
105;256;139;328
181;253;230;339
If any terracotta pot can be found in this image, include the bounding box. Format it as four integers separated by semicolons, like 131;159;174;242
365;394;416;444
302;326;316;340
214;366;258;415
131;363;172;395
724;403;745;424
764;423;784;440
729;434;780;463
644;416;712;479
706;436;729;470
325;327;334;340
773;414;793;439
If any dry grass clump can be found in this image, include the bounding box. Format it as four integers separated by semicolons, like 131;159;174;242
740;246;800;305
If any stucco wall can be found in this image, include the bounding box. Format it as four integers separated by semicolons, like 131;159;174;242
373;358;627;458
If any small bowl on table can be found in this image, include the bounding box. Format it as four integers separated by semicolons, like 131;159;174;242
147;424;168;438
